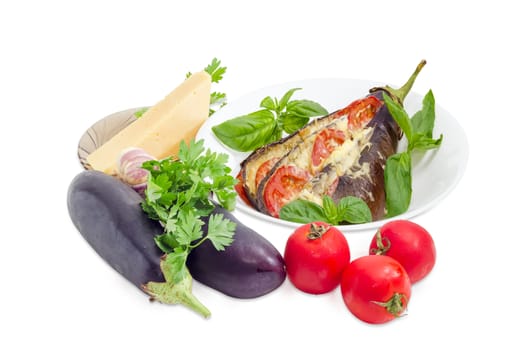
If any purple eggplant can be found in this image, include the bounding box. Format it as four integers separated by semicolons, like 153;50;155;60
328;97;399;220
187;205;286;298
67;170;285;304
67;170;165;287
329;62;426;219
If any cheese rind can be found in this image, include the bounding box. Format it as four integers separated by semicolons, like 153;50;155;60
87;71;211;174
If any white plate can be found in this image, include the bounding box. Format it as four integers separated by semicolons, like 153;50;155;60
196;78;469;232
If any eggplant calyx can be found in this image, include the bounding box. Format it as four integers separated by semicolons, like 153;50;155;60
142;255;211;318
371;292;408;317
370;230;391;255
306;223;330;240
369;59;427;106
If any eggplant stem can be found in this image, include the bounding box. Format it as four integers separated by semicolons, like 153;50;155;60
141;256;211;318
370;59;426;106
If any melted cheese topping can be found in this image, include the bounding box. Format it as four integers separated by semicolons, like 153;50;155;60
322;127;373;175
295;126;374;204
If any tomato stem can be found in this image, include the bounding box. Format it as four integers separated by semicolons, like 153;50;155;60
372;293;408;317
370;230;391;255
306;223;329;240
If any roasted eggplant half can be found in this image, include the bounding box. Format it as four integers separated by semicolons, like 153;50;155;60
238;62;426;221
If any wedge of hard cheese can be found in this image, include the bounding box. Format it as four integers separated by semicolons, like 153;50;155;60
87;71;211;175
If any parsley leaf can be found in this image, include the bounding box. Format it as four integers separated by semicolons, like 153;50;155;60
134;107;148;119
137;58;228;119
166;248;190;283
140;139;237;317
210;91;227;105
187;58;228;116
204;58;227;83
203;213;236;251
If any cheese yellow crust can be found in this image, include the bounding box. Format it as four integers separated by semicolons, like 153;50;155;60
87;71;211;175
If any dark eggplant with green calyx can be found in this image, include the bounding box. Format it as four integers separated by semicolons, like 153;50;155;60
67;170;286;318
187;204;286;298
67;170;211;317
330;60;427;219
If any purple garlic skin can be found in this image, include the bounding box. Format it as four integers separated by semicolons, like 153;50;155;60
117;147;156;196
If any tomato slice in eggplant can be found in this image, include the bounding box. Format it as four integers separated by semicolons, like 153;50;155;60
235;170;253;207
310;128;346;172
263;165;311;218
345;95;383;130
255;157;280;188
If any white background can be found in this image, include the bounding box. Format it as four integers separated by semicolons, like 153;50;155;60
1;1;516;349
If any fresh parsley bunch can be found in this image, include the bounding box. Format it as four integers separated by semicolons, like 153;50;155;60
140;139;237;317
211;88;328;152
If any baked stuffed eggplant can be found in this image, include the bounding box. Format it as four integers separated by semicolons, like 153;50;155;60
238;106;353;208
238;61;426;221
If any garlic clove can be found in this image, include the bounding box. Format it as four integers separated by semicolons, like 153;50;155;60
117;147;156;194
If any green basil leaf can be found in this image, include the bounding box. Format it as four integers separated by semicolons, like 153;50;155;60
286;99;329;118
211;110;277;152
278;88;302;111
260;96;277;110
272;123;283;141
384;152;412;217
411;89;435;137
322;196;339;225
278;112;310;134
383;92;414;143
337;196;372;224
279;199;328;224
411;133;443;151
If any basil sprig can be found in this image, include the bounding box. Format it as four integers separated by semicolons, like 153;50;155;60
279;195;372;225
383;90;443;217
212;88;328;152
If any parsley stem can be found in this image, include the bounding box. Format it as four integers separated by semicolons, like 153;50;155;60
189;235;210;250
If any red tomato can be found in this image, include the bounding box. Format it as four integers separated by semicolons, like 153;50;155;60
263;165;310;217
311;128;346;171
234;170;252;207
330;95;382;126
369;220;436;283
341;255;411;324
284;222;351;294
255;157;279;188
346;95;383;130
